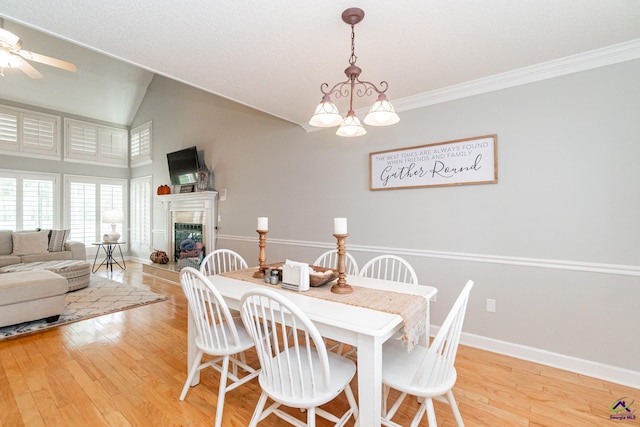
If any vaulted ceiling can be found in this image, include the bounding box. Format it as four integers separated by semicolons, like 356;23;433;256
2;1;640;128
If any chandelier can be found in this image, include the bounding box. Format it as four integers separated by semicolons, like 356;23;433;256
309;7;400;137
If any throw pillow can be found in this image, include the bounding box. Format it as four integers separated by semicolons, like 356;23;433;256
11;230;49;256
48;229;70;252
0;230;12;256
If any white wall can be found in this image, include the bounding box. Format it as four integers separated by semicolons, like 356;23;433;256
132;59;640;385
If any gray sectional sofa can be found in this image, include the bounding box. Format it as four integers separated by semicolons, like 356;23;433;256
0;229;86;267
0;229;87;328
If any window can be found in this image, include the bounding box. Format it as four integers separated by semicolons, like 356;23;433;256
0;169;59;230
130;176;152;254
100;183;125;239
67;181;96;244
0;176;16;230
22;113;57;157
65;175;127;245
130;121;153;166
23;178;55;230
64;118;128;167
0;104;60;159
66;120;97;156
99;127;127;162
0;110;19;151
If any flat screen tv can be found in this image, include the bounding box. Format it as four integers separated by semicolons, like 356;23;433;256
167;146;200;185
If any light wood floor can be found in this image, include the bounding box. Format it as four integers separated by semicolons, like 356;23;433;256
0;262;637;426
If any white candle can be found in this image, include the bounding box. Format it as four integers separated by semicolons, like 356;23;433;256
257;217;268;231
334;217;347;235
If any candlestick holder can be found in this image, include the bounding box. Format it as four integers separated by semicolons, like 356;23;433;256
253;230;268;278
331;233;353;294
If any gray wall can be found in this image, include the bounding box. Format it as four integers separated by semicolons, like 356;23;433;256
133;60;640;375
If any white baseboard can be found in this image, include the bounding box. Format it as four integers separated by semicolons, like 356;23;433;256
431;327;640;389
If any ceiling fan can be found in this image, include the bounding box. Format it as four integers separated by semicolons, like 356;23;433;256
0;22;77;78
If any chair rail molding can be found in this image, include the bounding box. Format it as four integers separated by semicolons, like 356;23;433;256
218;233;640;387
218;234;640;278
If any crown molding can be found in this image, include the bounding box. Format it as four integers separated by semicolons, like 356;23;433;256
394;38;640;112
301;38;640;132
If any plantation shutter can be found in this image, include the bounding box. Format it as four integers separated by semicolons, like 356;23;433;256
22;114;57;156
65;118;127;166
130;176;152;253
0;172;57;231
0;109;19;151
0;176;17;230
66;176;126;245
22;179;54;230
130;121;152;165
68;182;97;244
100;184;124;239
100;129;124;156
0;105;60;158
67;121;98;157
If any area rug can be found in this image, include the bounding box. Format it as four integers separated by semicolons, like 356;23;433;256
0;276;168;340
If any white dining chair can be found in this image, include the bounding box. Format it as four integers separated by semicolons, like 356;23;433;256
313;249;359;275
334;254;420;357
240;287;359;427
179;267;260;427
381;280;474;427
200;248;248;322
200;248;248;276
359;254;418;284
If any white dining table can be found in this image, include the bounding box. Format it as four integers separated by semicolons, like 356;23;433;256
189;273;437;426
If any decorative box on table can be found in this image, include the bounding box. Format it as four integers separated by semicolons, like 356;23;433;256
268;261;338;290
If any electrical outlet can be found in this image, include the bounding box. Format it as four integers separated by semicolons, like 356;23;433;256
219;188;227;201
218;215;221;223
486;298;496;313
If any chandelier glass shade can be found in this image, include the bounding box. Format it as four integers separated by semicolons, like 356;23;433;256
309;7;399;137
363;94;400;126
308;94;342;127
336;110;367;137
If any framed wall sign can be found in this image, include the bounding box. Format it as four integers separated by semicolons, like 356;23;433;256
369;135;498;191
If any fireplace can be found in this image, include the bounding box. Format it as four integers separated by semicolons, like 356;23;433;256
157;191;218;269
174;222;204;266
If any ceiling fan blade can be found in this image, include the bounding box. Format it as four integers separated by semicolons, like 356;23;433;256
0;27;21;49
18;50;77;72
18;60;43;79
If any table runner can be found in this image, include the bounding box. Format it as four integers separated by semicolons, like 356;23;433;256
220;267;427;351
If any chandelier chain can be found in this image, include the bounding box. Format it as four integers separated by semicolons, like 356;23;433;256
349;25;357;66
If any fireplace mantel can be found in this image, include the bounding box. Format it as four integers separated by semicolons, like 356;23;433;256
157;191;218;262
157;191;218;207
